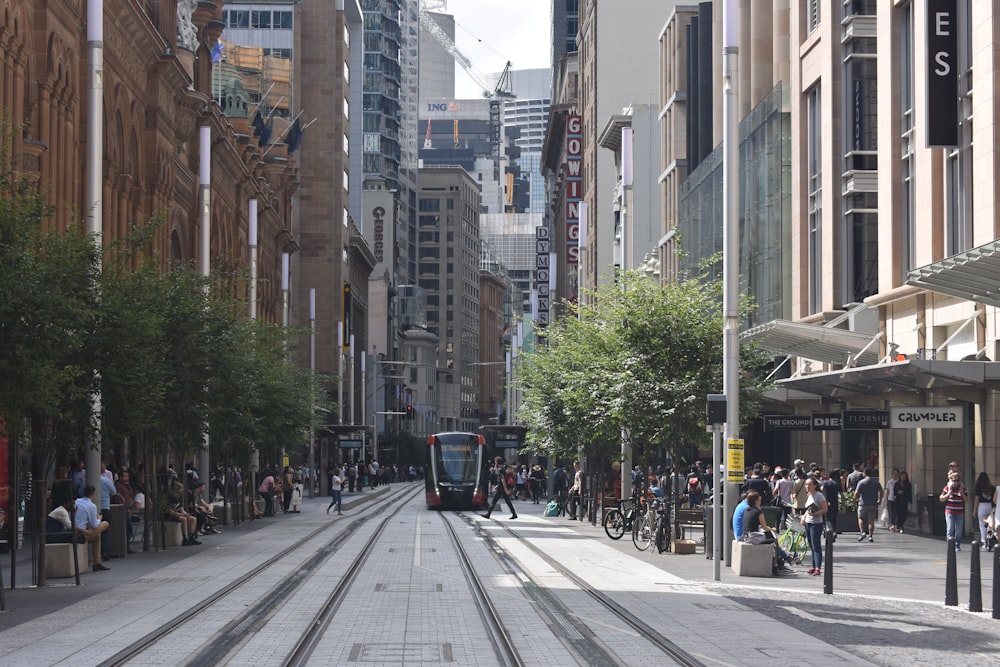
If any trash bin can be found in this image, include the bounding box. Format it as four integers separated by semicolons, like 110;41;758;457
762;506;782;530
106;504;128;557
927;494;946;536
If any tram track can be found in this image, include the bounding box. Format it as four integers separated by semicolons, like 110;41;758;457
281;486;423;667
97;485;421;667
466;513;706;667
439;512;524;667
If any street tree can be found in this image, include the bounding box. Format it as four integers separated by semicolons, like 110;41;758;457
518;270;771;467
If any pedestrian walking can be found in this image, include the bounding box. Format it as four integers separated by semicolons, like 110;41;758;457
484;458;517;520
893;470;912;532
327;466;343;515
853;467;882;542
940;471;967;551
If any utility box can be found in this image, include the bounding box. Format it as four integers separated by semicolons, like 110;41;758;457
706;394;727;425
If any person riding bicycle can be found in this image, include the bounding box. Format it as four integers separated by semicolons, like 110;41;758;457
742;490;794;571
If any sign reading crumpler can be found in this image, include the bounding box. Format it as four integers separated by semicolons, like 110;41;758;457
764;407;964;430
889;406;964;428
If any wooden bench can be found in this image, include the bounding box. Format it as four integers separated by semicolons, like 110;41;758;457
45;542;90;578
732;540;774;577
676;508;706;549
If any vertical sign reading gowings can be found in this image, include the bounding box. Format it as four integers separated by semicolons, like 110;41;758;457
927;0;958;147
565;115;582;265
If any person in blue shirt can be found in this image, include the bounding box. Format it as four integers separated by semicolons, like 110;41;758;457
733;496;750;540
75;485;110;571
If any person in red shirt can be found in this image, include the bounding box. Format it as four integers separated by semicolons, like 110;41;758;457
940;471;967;551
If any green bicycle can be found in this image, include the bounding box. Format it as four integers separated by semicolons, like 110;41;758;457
777;521;808;565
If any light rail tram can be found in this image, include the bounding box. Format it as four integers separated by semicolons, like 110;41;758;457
424;431;489;510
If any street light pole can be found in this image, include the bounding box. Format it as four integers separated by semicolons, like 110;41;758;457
308;288;316;498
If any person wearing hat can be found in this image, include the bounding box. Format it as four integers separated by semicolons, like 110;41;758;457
790;459;810;515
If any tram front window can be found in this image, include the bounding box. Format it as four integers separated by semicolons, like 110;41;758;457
433;435;480;483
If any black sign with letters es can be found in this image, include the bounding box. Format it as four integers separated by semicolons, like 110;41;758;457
926;0;958;147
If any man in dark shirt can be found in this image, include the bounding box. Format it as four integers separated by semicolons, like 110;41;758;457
854;468;883;542
742;464;772;506
820;469;842;533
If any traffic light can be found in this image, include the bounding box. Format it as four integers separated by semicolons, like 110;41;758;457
406;404;415;420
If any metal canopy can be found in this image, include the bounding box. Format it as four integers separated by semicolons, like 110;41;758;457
741;319;880;366
775;359;1000;402
907;239;1000;307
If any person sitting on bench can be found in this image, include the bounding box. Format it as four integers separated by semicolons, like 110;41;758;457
742;490;793;571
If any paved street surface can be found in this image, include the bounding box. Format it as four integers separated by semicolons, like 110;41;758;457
1;488;998;666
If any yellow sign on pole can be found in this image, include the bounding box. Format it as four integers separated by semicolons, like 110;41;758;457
726;438;744;483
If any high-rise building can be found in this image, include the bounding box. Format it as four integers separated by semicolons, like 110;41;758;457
416;166;482;434
417;9;456;100
499;68;551;215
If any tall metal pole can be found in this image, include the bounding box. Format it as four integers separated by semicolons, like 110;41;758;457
361;351;368;462
722;0;741;566
504;349;512;425
338;322;345;426
620;127;633;499
309;289;316;498
712;424;721;581
198;124;212;484
85;0;104;496
248;199;258;321
349;333;355;429
281;252;290;329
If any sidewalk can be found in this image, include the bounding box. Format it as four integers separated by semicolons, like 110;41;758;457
0;487;389;632
553;504;997;608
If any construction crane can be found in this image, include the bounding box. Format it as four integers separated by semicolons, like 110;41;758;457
418;2;514;157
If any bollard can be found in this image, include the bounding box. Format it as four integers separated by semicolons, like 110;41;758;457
993;548;1000;620
823;528;835;595
970;540;983;612
945;538;959;606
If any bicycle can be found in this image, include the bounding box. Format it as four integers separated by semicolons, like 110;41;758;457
777;518;808;564
604;496;642;540
632;497;664;551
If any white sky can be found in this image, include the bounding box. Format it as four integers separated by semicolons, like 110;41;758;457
443;0;552;99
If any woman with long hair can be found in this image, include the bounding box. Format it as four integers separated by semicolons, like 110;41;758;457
885;468;899;531
802;476;828;576
973;471;996;548
893;471;912;532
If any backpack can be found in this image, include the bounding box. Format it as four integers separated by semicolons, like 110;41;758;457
544;500;560;517
688;476;702;494
552;468;567;489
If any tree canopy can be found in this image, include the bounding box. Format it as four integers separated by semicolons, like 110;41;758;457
0;144;316;470
517;270;771;467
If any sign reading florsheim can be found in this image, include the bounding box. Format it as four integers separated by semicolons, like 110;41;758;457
765;406;963;430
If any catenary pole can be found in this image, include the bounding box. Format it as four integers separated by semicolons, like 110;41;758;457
198;125;211;486
722;0;741;566
85;0;104;497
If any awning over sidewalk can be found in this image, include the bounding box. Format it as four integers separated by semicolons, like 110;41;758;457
741;319;880;366
774;359;1000;403
906;239;1000;307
